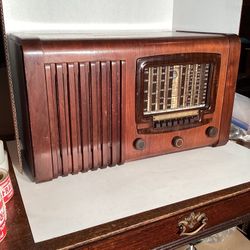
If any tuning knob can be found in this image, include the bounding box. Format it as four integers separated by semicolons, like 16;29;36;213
133;138;145;150
206;126;218;138
172;136;184;148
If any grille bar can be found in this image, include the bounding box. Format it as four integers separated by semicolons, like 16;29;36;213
79;62;92;172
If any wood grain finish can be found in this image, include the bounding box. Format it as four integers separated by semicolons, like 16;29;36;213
22;41;54;182
10;33;240;182
42;60;123;179
217;35;241;146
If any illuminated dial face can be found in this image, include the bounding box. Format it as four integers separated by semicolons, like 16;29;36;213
136;53;220;132
143;63;210;120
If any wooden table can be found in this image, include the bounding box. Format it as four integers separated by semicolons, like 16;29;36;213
1;149;250;250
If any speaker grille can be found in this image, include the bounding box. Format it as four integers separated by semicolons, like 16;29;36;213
44;61;123;177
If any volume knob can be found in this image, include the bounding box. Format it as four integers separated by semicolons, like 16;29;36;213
172;136;184;148
206;126;218;138
133;138;145;150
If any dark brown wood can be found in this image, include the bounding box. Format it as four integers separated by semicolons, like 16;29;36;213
68;62;81;174
101;61;111;168
80;62;92;172
57;63;71;176
11;43;35;177
239;0;250;40
158;214;250;250
111;61;121;166
10;33;240;182
2;150;250;250
91;61;102;170
0;9;6;67
21;40;54;181
44;63;60;178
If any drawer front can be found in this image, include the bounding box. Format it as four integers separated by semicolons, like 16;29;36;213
81;191;250;250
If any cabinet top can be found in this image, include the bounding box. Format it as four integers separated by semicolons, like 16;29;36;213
10;30;224;41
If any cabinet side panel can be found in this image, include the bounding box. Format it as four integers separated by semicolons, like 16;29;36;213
8;38;35;176
217;35;241;146
22;41;54;182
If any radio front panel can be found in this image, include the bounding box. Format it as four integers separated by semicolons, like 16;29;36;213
10;33;240;182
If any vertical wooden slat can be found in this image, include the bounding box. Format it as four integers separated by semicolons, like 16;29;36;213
116;61;121;165
120;61;126;164
101;61;111;167
74;63;82;172
79;62;92;171
44;64;61;177
91;62;102;169
68;63;81;174
52;64;63;176
56;64;72;176
56;64;67;176
111;61;121;165
63;63;73;174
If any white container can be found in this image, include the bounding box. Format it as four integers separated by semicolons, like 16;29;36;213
0;141;9;171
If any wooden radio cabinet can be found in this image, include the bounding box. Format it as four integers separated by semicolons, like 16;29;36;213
10;32;240;182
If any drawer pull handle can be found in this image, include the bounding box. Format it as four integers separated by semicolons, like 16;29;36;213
178;212;208;236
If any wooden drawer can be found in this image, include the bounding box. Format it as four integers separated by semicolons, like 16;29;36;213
79;187;250;250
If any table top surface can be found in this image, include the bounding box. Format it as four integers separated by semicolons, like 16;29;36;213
1;141;250;249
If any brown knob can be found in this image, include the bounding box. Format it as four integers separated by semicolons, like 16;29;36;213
206;126;218;138
172;136;184;148
133;138;145;150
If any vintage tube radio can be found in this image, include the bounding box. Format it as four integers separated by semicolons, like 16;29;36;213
10;32;240;182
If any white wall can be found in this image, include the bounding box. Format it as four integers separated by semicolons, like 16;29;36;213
2;0;244;35
173;0;243;34
2;0;173;33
